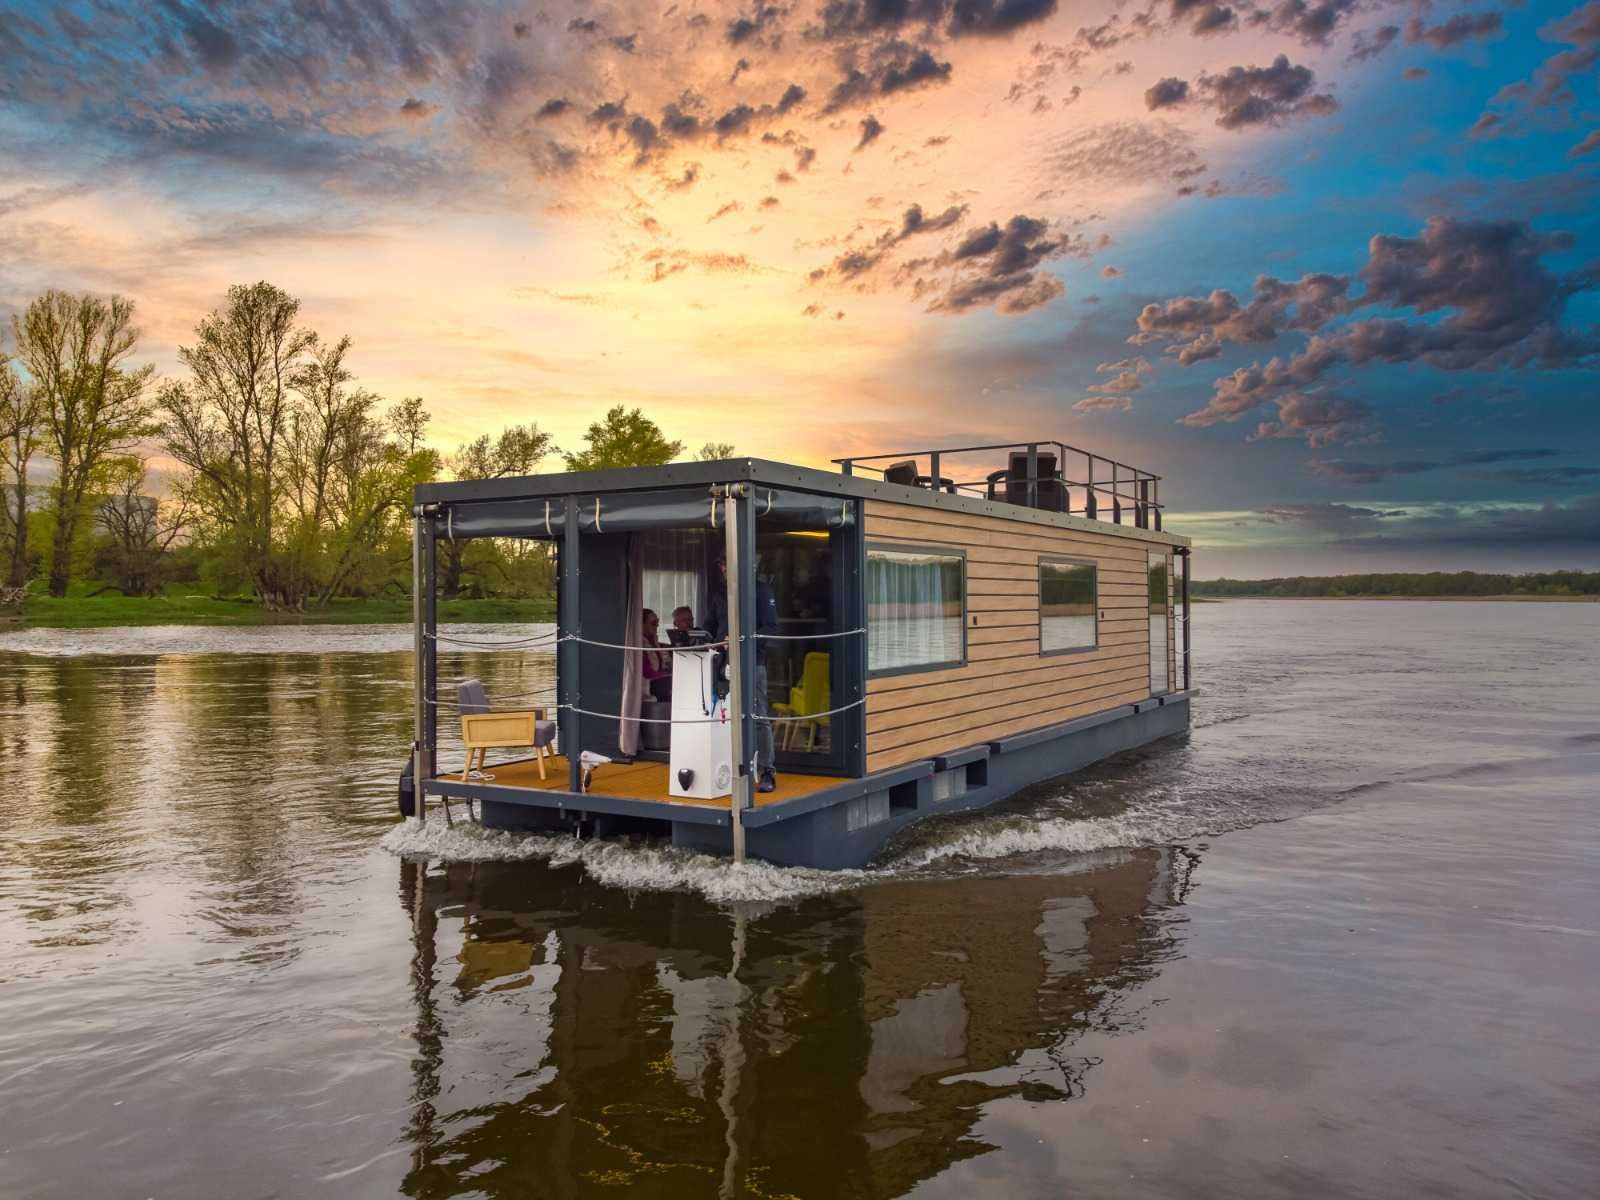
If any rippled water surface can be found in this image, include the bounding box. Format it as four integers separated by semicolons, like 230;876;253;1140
1;600;1596;1198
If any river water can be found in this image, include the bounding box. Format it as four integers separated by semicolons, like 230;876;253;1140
1;601;1596;1198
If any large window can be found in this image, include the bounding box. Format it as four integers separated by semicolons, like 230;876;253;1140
1040;558;1098;654
867;545;965;674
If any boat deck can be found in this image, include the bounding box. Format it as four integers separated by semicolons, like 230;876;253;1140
442;755;838;810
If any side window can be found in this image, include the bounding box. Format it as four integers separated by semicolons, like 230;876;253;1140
1040;558;1098;654
866;546;966;674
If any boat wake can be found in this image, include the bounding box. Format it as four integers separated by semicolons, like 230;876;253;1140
379;818;868;903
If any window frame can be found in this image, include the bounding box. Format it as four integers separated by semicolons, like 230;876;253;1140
1037;554;1100;657
864;541;969;679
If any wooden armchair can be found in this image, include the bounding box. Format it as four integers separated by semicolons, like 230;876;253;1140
458;678;556;781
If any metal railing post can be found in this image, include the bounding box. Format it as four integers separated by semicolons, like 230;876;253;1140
1025;443;1039;509
412;510;427;824
1180;547;1192;691
723;485;750;863
562;499;582;795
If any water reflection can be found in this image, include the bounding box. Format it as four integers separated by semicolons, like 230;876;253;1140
396;848;1194;1197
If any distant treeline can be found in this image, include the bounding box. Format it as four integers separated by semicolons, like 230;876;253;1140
1193;571;1600;598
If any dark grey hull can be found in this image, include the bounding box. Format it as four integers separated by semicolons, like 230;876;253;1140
432;692;1193;870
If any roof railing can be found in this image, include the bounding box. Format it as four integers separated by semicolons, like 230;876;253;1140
833;440;1164;530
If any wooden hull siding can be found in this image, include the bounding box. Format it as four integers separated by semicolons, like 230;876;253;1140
864;500;1185;773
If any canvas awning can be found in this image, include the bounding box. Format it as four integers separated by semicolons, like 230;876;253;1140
432;486;855;540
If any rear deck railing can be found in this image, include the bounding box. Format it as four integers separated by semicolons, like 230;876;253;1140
834;440;1164;530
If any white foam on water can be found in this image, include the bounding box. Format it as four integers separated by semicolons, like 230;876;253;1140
889;812;1171;869
379;818;870;903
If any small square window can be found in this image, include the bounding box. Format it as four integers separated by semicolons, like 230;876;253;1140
1040;558;1097;654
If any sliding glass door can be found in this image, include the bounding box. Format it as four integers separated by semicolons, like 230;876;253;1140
1149;551;1170;696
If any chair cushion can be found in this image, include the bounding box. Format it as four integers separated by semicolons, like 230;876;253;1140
534;720;556;746
458;678;490;715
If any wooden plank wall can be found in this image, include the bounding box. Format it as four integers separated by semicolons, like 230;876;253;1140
864;500;1181;773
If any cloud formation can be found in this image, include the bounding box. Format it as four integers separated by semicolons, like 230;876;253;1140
1139;217;1600;431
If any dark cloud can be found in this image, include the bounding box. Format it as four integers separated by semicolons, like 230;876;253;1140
1406;11;1503;50
814;200;968;280
609;33;638;54
176;8;242;73
727;4;784;45
1469;466;1600;486
927;214;1077;313
1347;24;1400;63
1253;0;1361;47
1134;272;1352;359
1311;449;1564;485
536;97;574;120
1472;3;1598;134
814;0;1058;40
1194;55;1339;130
1144;77;1189;110
856;114;885;149
1570;129;1600;158
1245;391;1372;447
399;97;434;119
1256;502;1400;532
568;17;601;34
823;39;953;111
1154;217;1600;432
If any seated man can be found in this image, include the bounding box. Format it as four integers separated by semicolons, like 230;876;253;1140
667;605;695;646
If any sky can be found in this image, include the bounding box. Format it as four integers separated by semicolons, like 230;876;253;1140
1;0;1597;577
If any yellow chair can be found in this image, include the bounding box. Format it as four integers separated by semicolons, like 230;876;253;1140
772;652;830;752
458;678;556;781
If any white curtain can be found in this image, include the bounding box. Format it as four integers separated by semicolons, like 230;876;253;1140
867;549;964;672
641;529;709;629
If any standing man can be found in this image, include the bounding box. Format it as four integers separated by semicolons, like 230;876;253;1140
706;552;779;793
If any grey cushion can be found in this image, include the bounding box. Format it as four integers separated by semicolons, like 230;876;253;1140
534;720;556;747
458;678;490;714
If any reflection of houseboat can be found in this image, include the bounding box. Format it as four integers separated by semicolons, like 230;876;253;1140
396;846;1190;1194
406;441;1192;868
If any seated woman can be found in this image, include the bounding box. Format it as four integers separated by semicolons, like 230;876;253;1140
642;608;672;701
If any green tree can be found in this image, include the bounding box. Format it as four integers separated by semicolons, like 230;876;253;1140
697;441;736;460
93;457;191;596
0;351;44;588
564;405;682;471
444;423;556;596
160;282;437;609
11;291;157;596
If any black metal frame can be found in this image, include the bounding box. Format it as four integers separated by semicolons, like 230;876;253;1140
863;541;969;679
833;440;1165;530
1037;556;1099;657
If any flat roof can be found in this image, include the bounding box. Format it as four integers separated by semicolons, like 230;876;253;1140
414;457;1190;549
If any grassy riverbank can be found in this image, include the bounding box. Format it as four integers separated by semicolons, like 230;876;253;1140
4;586;555;629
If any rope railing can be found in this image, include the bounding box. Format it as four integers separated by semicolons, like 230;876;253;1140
428;631;560;648
753;627;865;641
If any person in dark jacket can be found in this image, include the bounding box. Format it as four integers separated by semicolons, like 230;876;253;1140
705;553;779;792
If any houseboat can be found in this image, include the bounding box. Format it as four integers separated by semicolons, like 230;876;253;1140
403;440;1193;869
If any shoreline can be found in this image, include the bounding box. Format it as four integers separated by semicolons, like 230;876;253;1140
1195;593;1598;603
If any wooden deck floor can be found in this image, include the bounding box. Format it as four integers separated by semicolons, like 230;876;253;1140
440;754;837;809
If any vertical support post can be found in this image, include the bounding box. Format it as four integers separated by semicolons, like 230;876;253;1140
1025;442;1039;510
412;510;428;824
1180;547;1192;692
840;458;853;477
929;451;941;493
1111;463;1122;524
422;513;438;784
561;499;582;796
723;485;751;863
1137;478;1149;529
1085;456;1097;520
